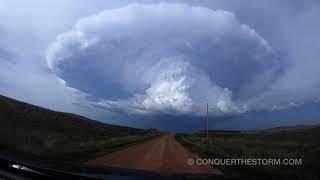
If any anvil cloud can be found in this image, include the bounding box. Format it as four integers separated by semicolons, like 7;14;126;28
47;3;283;116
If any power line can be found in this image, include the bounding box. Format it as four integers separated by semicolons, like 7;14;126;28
206;101;209;139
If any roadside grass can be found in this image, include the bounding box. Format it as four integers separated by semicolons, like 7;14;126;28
0;133;159;163
46;133;160;162
176;128;320;180
0;95;161;164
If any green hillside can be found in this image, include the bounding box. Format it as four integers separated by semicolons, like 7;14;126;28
0;95;158;162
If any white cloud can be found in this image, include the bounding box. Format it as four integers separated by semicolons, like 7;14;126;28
95;58;247;116
46;3;281;116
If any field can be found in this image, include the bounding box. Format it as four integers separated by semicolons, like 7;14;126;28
176;127;320;180
0;95;159;163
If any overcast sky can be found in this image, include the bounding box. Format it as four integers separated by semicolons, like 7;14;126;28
1;0;320;131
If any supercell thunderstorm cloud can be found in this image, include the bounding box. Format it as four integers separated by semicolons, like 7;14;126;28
46;3;283;117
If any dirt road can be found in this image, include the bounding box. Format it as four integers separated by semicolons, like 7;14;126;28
88;134;222;175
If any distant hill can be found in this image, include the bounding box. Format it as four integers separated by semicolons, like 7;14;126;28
239;124;320;134
262;124;320;132
0;95;157;162
198;124;320;134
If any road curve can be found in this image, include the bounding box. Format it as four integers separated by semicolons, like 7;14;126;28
87;134;222;175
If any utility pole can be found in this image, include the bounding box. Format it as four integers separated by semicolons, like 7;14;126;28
206;102;209;139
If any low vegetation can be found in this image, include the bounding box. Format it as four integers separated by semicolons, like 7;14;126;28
176;127;320;180
0;95;159;163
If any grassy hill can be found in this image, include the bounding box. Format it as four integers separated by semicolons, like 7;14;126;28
177;125;320;180
0;95;158;162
